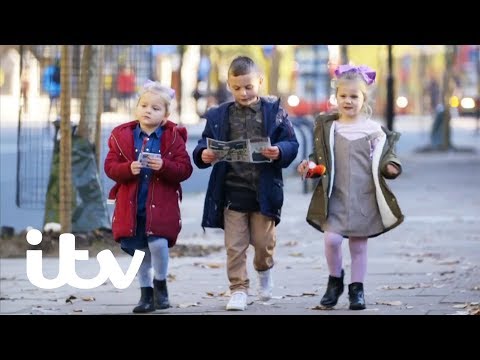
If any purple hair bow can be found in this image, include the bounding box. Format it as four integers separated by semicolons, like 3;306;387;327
334;65;376;85
143;79;176;100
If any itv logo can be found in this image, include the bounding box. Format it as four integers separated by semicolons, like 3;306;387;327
26;229;144;290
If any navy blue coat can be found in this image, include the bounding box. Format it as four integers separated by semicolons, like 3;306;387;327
193;97;299;228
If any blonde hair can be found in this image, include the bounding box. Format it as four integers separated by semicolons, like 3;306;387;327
137;81;175;114
333;71;374;119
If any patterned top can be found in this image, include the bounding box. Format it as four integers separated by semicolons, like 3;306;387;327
225;99;264;191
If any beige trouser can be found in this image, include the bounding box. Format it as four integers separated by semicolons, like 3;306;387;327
224;208;276;293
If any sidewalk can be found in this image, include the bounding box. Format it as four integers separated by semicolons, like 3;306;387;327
1;116;479;315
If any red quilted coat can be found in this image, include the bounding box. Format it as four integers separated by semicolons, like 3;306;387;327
104;120;193;247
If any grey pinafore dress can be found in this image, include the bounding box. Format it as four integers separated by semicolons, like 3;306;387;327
325;131;384;237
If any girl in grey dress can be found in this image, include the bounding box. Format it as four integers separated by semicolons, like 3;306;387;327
298;65;404;310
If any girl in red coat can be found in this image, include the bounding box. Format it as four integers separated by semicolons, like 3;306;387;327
104;80;193;313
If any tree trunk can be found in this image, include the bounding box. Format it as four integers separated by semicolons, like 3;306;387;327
441;45;457;150
59;45;72;233
77;45;92;140
269;46;280;96
95;45;105;169
173;45;186;123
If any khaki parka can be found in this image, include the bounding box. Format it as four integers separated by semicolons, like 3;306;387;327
306;113;404;237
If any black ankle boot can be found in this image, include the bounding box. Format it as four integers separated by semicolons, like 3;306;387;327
132;287;155;313
320;269;344;307
153;279;170;309
348;282;366;310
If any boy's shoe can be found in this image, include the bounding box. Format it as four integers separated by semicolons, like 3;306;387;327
226;291;248;311
257;269;273;301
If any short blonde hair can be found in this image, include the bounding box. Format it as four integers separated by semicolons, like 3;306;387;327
137;81;175;114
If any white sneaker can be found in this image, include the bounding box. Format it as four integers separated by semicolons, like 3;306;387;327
226;291;248;311
257;269;273;301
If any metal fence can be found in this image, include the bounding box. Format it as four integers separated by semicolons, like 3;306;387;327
15;45;155;209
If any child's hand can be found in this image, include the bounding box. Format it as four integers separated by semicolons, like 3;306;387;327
146;156;163;171
386;163;399;177
131;161;142;175
297;160;309;178
201;149;217;164
261;146;280;160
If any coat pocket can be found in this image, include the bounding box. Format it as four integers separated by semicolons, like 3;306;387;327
359;189;377;217
268;179;284;210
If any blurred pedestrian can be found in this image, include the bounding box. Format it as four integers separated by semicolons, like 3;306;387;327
297;64;404;310
193;56;299;311
215;81;233;105
42;58;61;123
427;75;440;114
116;65;136;111
20;66;30;113
104;80;193;313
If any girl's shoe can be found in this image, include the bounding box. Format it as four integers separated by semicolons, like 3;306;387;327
320;269;345;308
348;282;366;310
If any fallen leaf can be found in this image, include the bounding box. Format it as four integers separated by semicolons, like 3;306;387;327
375;300;402;306
203;291;228;298
72;309;83;312
470;308;480;315
82;296;95;302
65;295;77;304
289;252;304;257
439;270;455;276
284;241;298;247
193;262;223;269
379;284;416;290
436;258;461;265
167;274;176;281
311;305;332;310
177;302;200;308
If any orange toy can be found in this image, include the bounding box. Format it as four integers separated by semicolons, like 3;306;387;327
305;161;326;178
